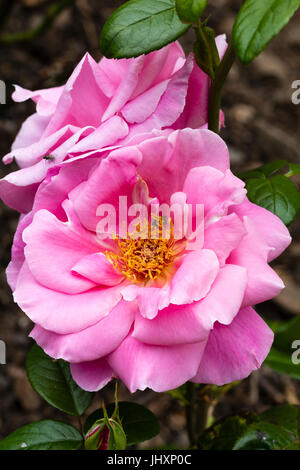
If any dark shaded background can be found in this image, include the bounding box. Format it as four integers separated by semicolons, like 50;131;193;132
0;0;299;448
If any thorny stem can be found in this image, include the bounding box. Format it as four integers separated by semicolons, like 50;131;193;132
208;43;236;133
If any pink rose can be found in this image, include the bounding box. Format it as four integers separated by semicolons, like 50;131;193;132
0;37;226;214
8;128;291;392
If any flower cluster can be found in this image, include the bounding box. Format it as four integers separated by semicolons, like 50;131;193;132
0;37;291;393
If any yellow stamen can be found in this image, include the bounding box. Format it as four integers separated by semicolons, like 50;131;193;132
105;217;183;284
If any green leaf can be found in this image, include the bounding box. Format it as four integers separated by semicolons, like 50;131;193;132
239;160;288;181
84;402;160;445
234;405;300;450
265;349;300;381
264;317;300;380
287;163;300;177
260;404;300;437
26;344;94;416
238;160;300;225
272;316;300;351
246;174;300;226
198;414;254;450
99;0;190;59
233;421;293;450
233;0;300;64
0;420;83;450
175;0;207;23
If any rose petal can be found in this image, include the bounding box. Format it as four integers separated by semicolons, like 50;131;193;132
230;198;291;261
193;264;247;330
71;146;142;231
6;213;33;290
227;217;285;306
44;53;110;136
170;249;219;305
23;209;99;294
184;167;246;218
72;252;123;286
192;307;274;385
30;300;136;363
137;129;230;203
204;213;247;265
133;302;209;345
122;285;170;319
71;359;114;392
14;263;123;334
108;333;207;392
12;84;63;116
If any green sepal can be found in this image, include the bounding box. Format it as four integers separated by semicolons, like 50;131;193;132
175;0;208;24
85;419;107;450
85;415;127;450
85;390;127;450
193;22;220;79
